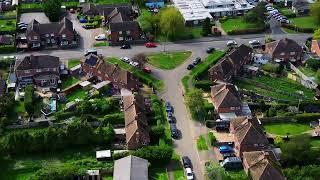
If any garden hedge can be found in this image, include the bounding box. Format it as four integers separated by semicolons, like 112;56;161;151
100;113;124;125
194;80;212;91
293;113;320;123
281;23;315;33
227;25;269;35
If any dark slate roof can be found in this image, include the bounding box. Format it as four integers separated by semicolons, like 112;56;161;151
113;155;148;180
84;54;99;66
0;35;13;45
211;83;242;109
109;21;140;32
267;38;303;55
27;17;73;35
14;55;60;70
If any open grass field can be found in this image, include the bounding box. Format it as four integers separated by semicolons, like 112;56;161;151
289;16;320;29
61;76;79;89
0;19;16;32
235;75;315;102
68;58;80;69
221;17;262;32
107;57;165;91
148;51;192;70
264;122;311;136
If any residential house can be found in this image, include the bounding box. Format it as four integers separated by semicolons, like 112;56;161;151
14;55;60;88
265;38;303;64
0;80;6;96
113;155;149;180
211;83;242;114
122;94;150;149
80;3;142;45
24;17;78;50
243;151;285;180
230;117;269;157
145;0;165;9
292;0;311;15
0;35;13;46
208;44;253;82
311;40;320;57
80;54;140;91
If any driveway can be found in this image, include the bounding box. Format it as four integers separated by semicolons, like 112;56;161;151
269;18;285;35
19;12;50;24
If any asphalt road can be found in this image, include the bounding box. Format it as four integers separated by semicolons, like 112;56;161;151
4;32;311;180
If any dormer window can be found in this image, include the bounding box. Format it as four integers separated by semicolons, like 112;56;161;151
62;34;66;38
51;33;54;36
34;36;38;40
24;70;30;73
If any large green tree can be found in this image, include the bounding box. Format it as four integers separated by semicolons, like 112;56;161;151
311;1;320;24
244;2;267;25
42;0;62;22
159;7;185;40
202;17;211;36
24;85;35;116
186;89;206;121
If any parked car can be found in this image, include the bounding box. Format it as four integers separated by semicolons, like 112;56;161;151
187;64;194;70
167;111;173;118
17;22;27;26
220;157;242;170
167;116;175;123
82;24;95;29
19;26;27;31
227;40;237;47
170;123;178;139
166;102;173;112
182;156;192;168
69;8;75;13
143;67;151;73
120;44;131;49
192;57;201;65
222;153;236;159
219;146;233;153
206;47;215;53
249;40;261;48
145;42;157;48
120;57;131;63
79;17;87;23
95;34;106;41
129;61;139;67
84;48;97;56
185;168;194;180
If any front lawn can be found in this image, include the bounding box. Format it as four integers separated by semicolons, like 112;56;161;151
221;17;263;32
66;88;87;102
95;0;129;5
68;58;80;68
311;139;320;149
197;135;208;150
235;75;315;102
147;51;192;70
149;167;169;180
107;57;165;91
0;19;16;32
94;41;108;47
20;3;42;9
289;16;320;29
61;76;79;89
263;122;311;136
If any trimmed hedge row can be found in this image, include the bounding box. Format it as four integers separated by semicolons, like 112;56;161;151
194;80;212;91
293;113;320;123
281;23;315;33
99;113;124;125
0;45;16;54
227;24;269;35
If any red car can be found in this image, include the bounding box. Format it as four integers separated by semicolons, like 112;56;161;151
143;67;151;73
145;42;157;48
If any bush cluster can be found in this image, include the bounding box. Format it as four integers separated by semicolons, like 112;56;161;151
0;45;16;54
281;23;315;33
227;25;268;35
194;80;212;91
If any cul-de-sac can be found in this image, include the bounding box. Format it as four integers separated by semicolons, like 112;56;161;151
1;0;320;179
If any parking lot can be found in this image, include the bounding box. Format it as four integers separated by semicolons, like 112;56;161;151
19;12;50;24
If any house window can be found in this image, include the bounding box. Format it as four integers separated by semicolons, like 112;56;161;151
119;37;124;41
230;107;235;110
24;70;30;73
119;31;122;35
193;20;199;25
280;52;285;56
51;33;54;36
46;39;50;43
34;36;38;40
126;30;130;34
45;34;49;37
50;78;55;84
290;52;296;55
62;34;66;38
36;69;41;73
61;41;68;45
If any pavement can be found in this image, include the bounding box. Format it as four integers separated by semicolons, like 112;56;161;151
3;31;313;180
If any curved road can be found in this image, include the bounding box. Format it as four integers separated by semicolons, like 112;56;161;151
6;33;311;180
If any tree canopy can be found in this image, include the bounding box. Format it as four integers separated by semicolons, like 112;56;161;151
313;29;320;40
42;0;62;22
311;1;320;24
159;7;185;40
244;2;267;25
186;89;206;121
306;58;320;71
202;17;211;36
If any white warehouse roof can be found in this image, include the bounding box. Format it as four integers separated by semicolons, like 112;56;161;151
172;0;213;21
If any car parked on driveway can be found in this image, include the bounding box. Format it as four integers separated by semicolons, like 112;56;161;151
79;17;87;23
249;40;261;48
143;67;151;73
145;42;157;48
182;156;192;168
219;146;233;153
223;153;236;159
227;40;237;47
120;57;131;63
82;24;95;29
192;57;201;65
165;102;173;112
129;61;139;67
220;157;242;170
85;48;97;56
170;123;178;139
206;47;215;53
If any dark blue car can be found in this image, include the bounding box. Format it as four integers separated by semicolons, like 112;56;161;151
219;146;233;154
79;17;87;23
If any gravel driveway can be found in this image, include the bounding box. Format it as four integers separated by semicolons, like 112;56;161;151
19;12;50;24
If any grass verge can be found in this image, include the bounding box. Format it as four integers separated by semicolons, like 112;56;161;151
197;135;208;150
68;58;80;69
147;51;191;70
62;76;79;89
263;122;311;136
94;41;108;47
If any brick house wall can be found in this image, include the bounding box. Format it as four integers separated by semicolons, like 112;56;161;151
109;30;140;45
265;45;303;62
235;142;267;157
311;40;320;57
216;106;241;113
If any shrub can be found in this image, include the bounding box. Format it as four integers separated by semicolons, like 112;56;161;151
0;45;16;54
113;151;130;160
227;26;267;35
194;80;212;90
306;58;320;71
132;145;173;165
100;113;124;125
54;111;75;120
281;23;315;33
150;125;165;144
219;16;228;23
208;132;216;146
293;113;320;123
205;120;215;128
262;62;283;74
32;164;83;180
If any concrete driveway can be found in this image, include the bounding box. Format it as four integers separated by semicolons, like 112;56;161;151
19;12;50;24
